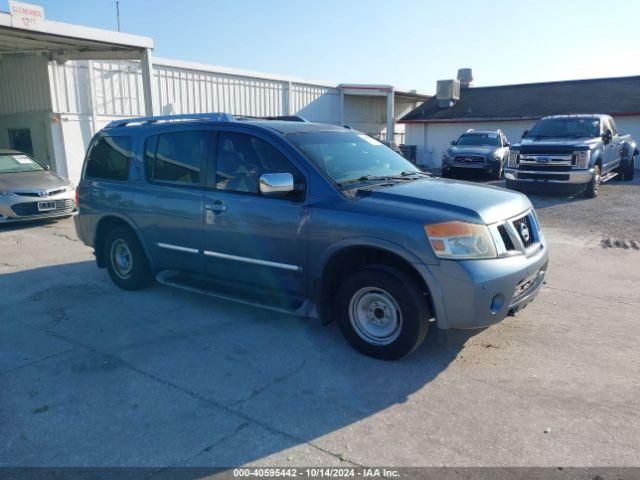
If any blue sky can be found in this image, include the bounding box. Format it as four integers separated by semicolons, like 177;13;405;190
23;0;640;92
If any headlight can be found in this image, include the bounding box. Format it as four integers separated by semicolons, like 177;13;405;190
441;151;452;163
508;150;519;167
424;221;497;259
574;150;590;168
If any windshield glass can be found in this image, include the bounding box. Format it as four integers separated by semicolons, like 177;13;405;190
287;131;420;185
0;153;44;174
456;133;500;147
528;118;600;138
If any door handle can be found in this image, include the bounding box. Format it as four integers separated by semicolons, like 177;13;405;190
206;201;227;213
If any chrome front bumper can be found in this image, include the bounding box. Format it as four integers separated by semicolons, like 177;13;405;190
504;167;594;184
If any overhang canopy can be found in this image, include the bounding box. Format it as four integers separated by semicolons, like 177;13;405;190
0;11;153;61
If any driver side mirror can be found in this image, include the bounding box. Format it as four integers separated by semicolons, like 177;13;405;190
602;130;612;144
259;172;298;197
522;130;529;138
44;164;50;170
504;142;510;147
450;140;457;145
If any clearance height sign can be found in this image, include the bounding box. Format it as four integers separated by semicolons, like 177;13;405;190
9;1;45;30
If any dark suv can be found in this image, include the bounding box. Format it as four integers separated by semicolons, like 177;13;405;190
442;130;510;180
75;113;548;360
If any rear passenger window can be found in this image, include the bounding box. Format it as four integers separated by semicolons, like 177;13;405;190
84;136;131;181
144;131;208;186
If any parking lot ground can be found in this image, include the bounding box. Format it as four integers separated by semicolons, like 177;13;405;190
1;178;639;468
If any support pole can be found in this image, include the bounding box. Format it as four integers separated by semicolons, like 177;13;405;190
386;88;395;142
140;48;156;116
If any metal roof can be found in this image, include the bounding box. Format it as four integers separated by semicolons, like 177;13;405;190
400;75;640;123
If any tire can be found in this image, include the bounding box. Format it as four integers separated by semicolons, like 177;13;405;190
335;266;430;360
493;163;504;181
585;164;600;198
103;226;153;290
623;156;635;181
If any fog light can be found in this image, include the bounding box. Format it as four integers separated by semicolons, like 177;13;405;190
490;294;505;314
505;172;516;180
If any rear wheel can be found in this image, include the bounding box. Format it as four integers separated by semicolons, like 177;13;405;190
103;226;153;290
623;156;636;181
336;266;430;360
585;164;600;198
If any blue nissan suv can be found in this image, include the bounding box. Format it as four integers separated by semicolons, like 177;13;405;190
75;113;548;360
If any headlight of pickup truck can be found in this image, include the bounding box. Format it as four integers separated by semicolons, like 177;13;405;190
508;150;519;167
424;221;497;259
574;150;591;168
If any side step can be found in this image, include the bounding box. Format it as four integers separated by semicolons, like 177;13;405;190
156;270;318;319
599;171;618;183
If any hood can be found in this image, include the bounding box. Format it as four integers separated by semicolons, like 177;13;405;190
0;170;71;191
516;136;600;151
358;178;531;225
447;145;498;156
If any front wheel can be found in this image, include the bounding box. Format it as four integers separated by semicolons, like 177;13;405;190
336;266;430;360
585;165;600;198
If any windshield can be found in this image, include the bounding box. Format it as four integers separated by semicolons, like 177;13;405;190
0;153;44;174
528;118;600;138
456;133;501;147
287;131;420;185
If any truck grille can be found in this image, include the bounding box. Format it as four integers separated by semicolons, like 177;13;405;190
11;199;75;217
518;172;570;181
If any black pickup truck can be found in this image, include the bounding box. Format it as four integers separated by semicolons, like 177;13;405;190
505;115;637;197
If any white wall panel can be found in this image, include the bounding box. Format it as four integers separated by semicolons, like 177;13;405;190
154;63;286;117
290;84;340;123
0;55;51;115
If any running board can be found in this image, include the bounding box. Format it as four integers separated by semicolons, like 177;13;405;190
600;172;618;183
156;270;318;319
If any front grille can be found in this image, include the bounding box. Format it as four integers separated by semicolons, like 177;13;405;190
498;224;515;250
518;172;570;181
13;188;66;197
518;164;572;172
11;199;75;217
453;155;485;164
512;214;534;248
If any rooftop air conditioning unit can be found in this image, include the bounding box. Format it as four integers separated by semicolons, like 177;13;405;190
436;79;460;109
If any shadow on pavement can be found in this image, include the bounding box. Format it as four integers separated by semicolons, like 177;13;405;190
1;260;466;468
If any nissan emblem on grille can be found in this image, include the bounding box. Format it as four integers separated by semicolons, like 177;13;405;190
519;221;530;243
39;190;47;197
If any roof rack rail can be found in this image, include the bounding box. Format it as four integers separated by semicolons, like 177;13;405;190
235;114;309;123
105;113;236;129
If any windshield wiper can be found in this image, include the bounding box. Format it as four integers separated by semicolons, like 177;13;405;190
337;175;392;187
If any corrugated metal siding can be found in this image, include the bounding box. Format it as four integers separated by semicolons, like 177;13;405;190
49;61;90;113
154;64;286;116
0;55;51;115
290;84;340;123
93;60;145;116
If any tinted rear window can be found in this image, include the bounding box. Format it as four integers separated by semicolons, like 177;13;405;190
85;136;131;181
144;131;207;186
